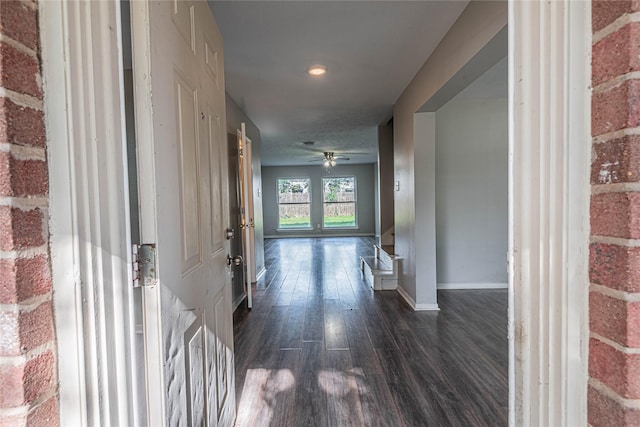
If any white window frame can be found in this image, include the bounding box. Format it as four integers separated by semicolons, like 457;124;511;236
321;175;358;229
276;177;312;230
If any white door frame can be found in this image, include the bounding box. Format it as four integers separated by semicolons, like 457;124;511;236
127;1;166;425
41;0;591;425
508;1;590;425
41;1;141;425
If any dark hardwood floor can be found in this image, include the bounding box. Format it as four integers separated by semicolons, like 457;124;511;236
233;237;508;427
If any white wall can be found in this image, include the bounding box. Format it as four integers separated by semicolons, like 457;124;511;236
393;1;507;307
261;164;376;237
413;113;437;308
435;94;508;287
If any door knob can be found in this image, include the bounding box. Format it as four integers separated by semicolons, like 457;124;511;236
227;255;243;266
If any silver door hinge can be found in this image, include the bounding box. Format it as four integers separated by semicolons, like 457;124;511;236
132;244;158;288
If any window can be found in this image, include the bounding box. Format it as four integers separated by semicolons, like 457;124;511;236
322;176;356;228
277;178;311;228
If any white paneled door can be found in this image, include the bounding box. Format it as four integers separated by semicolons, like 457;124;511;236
237;123;255;308
131;1;234;425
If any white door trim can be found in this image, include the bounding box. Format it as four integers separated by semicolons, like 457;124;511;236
41;1;140;425
129;1;166;425
509;1;590;425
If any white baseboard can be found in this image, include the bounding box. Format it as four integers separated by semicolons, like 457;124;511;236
397;286;440;311
232;294;246;312
264;233;375;239
256;267;267;282
414;303;440;311
437;282;508;290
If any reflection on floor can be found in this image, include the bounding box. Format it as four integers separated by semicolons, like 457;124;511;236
233;237;508;426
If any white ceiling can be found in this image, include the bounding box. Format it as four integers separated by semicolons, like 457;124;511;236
209;1;469;166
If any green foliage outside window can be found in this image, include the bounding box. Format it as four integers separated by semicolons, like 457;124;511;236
323;177;356;228
278;178;311;228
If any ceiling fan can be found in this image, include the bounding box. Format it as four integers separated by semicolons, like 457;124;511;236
301;141;371;167
308;151;350;168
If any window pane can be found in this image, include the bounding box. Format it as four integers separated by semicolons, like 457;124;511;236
322;176;356;228
323;202;356;227
278;178;310;203
323;177;355;202
277;178;311;228
279;204;310;228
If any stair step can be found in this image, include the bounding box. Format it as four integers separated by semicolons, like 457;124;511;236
361;256;392;273
361;245;399;291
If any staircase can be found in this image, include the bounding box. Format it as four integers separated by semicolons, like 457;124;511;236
360;245;399;290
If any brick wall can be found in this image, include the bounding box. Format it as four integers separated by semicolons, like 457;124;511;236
590;1;640;425
0;1;59;426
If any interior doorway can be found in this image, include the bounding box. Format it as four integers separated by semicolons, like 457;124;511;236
434;57;508;291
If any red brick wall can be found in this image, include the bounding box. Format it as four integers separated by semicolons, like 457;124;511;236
0;1;59;426
590;1;640;425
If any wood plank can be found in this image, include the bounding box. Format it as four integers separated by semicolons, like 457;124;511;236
325;350;365;426
343;309;381;375
355;373;403;427
250;306;288;365
302;298;324;342
234;349;300;427
292;342;329;427
324;299;349;350
375;348;437;426
278;303;304;350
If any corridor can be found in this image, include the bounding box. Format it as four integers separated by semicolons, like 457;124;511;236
233;237;508;426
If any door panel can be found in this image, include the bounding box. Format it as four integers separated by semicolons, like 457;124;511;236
171;0;195;52
184;316;206;426
214;291;230;416
204;40;219;87
131;0;234;425
207;109;224;257
175;74;203;274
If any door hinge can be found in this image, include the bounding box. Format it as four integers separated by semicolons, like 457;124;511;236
132;244;158;288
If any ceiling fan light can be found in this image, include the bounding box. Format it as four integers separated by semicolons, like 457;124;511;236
308;64;327;76
324;159;330;167
330;160;336;167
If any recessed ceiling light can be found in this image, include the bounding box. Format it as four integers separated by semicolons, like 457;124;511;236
307;65;327;76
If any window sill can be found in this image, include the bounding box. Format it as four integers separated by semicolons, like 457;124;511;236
276;227;314;232
322;226;359;230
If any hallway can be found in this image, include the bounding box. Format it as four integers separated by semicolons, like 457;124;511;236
233;237;508;426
